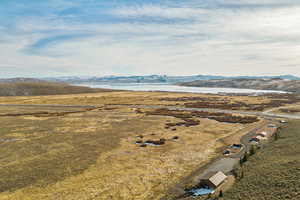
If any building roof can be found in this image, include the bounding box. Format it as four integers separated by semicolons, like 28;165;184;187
256;136;266;140
260;131;268;136
257;133;266;137
201;171;227;188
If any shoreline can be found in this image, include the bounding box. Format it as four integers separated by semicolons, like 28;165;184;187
73;83;287;95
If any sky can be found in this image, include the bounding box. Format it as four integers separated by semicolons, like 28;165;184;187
1;0;300;78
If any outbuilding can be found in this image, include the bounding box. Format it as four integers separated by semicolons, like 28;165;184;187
200;171;227;189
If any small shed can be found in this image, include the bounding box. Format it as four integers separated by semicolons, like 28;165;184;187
200;171;227;189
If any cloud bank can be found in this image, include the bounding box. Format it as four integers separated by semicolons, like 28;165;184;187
1;0;300;78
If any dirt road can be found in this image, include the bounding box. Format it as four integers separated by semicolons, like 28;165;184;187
163;120;270;200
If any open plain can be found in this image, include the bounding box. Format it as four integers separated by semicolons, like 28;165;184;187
0;91;299;200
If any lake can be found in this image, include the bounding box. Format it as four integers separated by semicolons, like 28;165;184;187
75;83;285;94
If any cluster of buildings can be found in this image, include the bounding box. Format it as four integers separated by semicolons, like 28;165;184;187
249;131;268;144
249;123;278;144
188;121;285;198
188;171;227;196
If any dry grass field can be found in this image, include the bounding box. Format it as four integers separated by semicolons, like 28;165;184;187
0;91;298;200
0;91;298;110
273;104;300;115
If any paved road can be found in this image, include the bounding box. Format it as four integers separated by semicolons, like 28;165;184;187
230;120;270;159
168;119;272;200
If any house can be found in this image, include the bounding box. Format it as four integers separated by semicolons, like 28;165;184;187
200;171;227;189
256;133;266;138
256;135;266;140
257;131;268;137
280;120;288;124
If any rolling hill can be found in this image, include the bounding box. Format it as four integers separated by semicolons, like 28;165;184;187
0;81;112;96
42;75;300;84
179;78;300;93
224;120;300;200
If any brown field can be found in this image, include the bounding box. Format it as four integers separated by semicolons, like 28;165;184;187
264;103;300;115
276;106;300;114
0;91;297;200
0;91;298;110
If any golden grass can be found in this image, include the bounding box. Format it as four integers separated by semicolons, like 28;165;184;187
0;106;249;199
0;91;271;107
0;91;286;200
270;104;300;114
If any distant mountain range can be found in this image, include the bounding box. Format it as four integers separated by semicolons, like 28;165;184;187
179;78;300;94
0;78;44;83
40;74;300;84
1;75;300;94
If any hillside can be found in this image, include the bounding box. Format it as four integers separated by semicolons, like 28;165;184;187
0;78;44;83
42;75;300;84
0;81;111;96
179;78;300;93
224;120;300;200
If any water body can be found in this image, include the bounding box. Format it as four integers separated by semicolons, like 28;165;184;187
76;83;285;94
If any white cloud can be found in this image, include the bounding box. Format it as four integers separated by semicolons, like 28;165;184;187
222;0;299;5
1;1;300;77
111;4;208;19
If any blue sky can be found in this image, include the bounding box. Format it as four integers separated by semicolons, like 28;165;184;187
1;0;300;78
